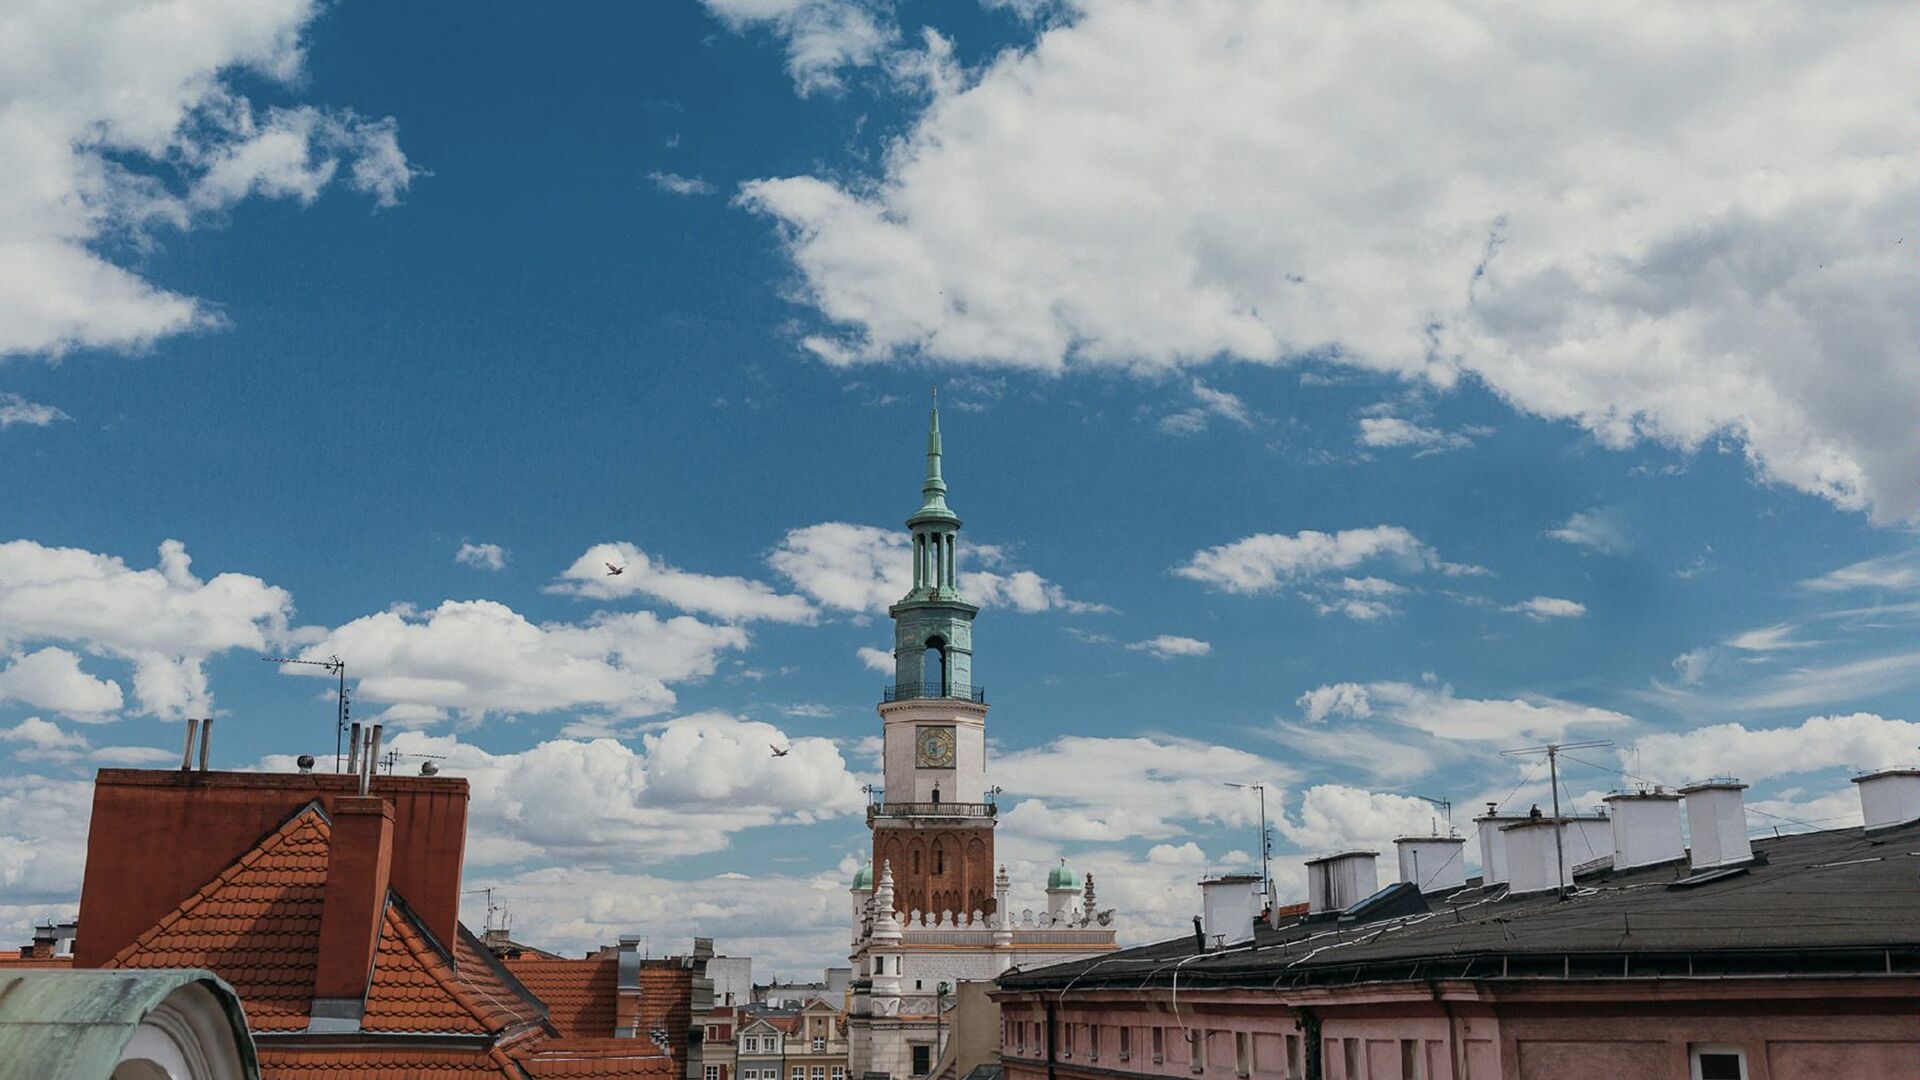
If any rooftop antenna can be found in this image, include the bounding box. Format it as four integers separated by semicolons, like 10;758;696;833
1410;794;1454;836
1224;782;1273;907
262;654;350;771
1500;739;1613;899
380;748;448;775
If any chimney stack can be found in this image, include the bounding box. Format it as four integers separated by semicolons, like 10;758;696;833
1304;851;1378;914
1500;811;1570;897
1197;873;1261;947
312;795;394;1029
1852;769;1920;832
615;934;645;1038
1394;835;1466;892
1472;804;1530;886
1603;789;1685;870
179;718;201;771
1679;780;1753;871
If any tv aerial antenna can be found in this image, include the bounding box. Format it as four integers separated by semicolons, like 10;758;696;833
1499;739;1614;899
261;654;350;771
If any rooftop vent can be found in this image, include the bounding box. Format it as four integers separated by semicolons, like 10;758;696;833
1304;851;1378;914
1852;768;1920;832
1500;809;1571;897
1393;835;1466;892
1603;788;1685;870
1679;779;1753;871
1198;873;1262;947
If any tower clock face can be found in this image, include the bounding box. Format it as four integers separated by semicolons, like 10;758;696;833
915;725;957;768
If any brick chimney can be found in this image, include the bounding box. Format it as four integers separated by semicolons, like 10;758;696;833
311;796;394;1029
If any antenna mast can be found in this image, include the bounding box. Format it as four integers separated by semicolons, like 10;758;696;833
1500;739;1613;899
262;654;350;771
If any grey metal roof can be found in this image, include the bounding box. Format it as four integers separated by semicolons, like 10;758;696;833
1000;820;1920;991
0;968;259;1080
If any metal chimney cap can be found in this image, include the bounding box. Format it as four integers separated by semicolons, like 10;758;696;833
296;754;315;774
419;761;439;776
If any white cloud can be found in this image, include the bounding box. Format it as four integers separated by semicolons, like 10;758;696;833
993;734;1294;844
284;600;748;720
740;0;1920;522
1269;720;1432;784
1725;623;1811;652
265;716;864;865
1545;508;1630;554
1623;712;1920;786
768;522;1098;614
1294;678;1631;743
1176;526;1482;618
648;171;717;197
0;716;173;765
0;648;124;719
551;541;815;624
1277;784;1446;857
1505;596;1587;620
1671;647;1715;686
857;646;894;673
699;0;894;95
455;543;508;571
0;539;293;717
1126;635;1211;659
1159;379;1254;435
0;394;70;428
1356;417;1475;454
0;0;414;358
1802;547;1920;593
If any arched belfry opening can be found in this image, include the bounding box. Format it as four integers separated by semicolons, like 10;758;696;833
923;636;948;696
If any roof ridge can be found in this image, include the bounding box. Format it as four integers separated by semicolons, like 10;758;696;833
105;801;331;970
370;895;501;1036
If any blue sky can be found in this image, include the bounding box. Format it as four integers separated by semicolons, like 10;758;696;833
2;0;1917;973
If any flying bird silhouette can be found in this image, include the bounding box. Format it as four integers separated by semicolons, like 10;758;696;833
769;744;790;758
605;563;626;576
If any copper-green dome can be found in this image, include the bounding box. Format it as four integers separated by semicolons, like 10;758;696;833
852;861;874;890
1046;859;1079;890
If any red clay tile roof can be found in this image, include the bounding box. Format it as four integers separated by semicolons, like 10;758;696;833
258;1045;523;1078
636;966;692;1048
104;804;330;1031
458;925;554;1035
363;902;493;1035
505;956;618;1038
0;955;73;968
516;1039;680;1079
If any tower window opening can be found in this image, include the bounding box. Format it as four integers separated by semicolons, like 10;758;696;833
935;844;945;874
923;637;948;696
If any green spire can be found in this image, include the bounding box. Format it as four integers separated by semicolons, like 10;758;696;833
911;389;958;525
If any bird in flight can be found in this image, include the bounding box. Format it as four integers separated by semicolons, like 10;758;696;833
605;562;626;576
769;744;790;758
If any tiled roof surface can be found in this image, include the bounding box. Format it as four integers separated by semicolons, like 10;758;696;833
0;955;73;968
638;966;693;1069
362;903;491;1035
516;1039;681;1079
458;925;553;1035
104;806;330;1031
505;956;618;1038
258;1046;522;1078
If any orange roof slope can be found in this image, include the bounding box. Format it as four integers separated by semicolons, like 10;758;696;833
363;903;493;1035
458;926;553;1034
517;1039;681;1079
504;956;618;1038
258;1046;523;1078
103;805;330;1030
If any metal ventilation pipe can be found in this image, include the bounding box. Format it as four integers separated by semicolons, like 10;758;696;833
179;718;201;771
198;717;213;771
359;723;383;796
346;721;363;775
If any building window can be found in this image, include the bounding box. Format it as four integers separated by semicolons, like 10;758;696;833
1285;1035;1302;1080
813;1068;825;1080
792;1067;804;1080
1188;1030;1204;1074
1152;1027;1165;1064
833;1069;845;1080
1235;1032;1250;1078
744;1038;757;1054
814;1038;826;1052
913;1045;933;1077
706;1068;719;1080
1064;1022;1076;1058
1342;1040;1360;1080
1089;1025;1101;1061
1690;1046;1747;1080
1118;1026;1132;1062
1399;1039;1421;1080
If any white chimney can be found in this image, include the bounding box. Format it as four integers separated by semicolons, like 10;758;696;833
1852;769;1920;832
1394;836;1466;892
1603;790;1685;870
1472;805;1529;885
1680;780;1753;871
1198;874;1261;947
1500;814;1569;897
1304;851;1378;914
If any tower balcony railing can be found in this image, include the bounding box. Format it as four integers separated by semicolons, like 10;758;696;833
867;801;997;823
881;682;986;704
